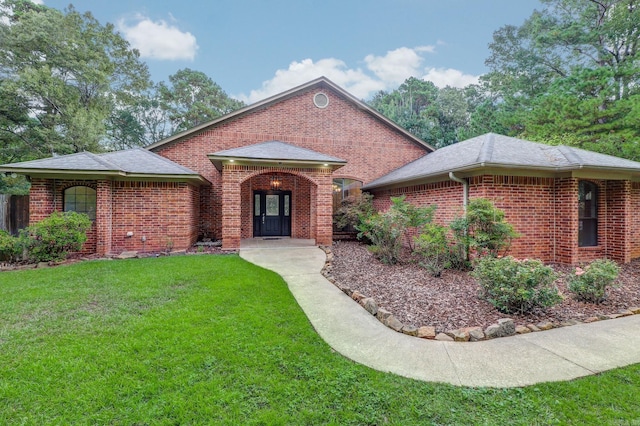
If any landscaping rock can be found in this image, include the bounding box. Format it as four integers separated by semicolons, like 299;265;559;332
497;318;516;336
583;317;600;323
37;262;50;269
526;324;541;332
351;290;365;303
401;325;419;336
618;310;634;317
115;251;138;259
385;315;404;332
515;325;531;334
606;313;623;319
451;329;470;342
629;307;640;314
484;324;502;339
417;326;436;339
362;298;378;316
536;321;554;330
435;333;454;342
376;308;392;322
464;327;485;342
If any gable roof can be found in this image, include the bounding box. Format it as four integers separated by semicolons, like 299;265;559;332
0;148;207;184
145;76;435;153
208;140;347;171
364;133;640;190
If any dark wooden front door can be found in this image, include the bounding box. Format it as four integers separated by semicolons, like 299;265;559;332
253;190;291;237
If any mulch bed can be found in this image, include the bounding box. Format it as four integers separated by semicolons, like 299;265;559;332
329;240;640;333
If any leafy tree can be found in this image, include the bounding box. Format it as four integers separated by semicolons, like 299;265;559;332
158;68;245;133
0;0;151;161
482;0;640;158
368;77;439;143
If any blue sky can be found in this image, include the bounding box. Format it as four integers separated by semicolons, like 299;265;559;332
39;0;541;103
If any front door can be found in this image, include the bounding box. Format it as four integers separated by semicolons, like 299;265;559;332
253;190;291;237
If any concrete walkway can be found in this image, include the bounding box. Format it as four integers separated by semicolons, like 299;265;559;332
239;241;640;388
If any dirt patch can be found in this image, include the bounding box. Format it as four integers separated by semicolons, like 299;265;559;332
330;240;640;333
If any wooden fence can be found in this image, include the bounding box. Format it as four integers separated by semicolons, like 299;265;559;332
0;194;29;235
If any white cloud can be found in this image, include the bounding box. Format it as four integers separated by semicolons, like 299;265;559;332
422;67;479;88
118;15;198;61
364;47;427;86
237;58;385;104
239;45;479;104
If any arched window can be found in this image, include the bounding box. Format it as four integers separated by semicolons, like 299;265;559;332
578;181;598;247
64;186;96;221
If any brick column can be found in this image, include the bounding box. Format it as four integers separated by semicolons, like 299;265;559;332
554;177;578;264
606;180;631;263
221;166;242;250
315;173;333;246
96;180;113;256
28;178;55;224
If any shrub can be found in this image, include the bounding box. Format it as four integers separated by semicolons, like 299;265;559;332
356;195;435;264
472;256;562;314
333;192;374;232
413;223;450;277
451;198;518;260
357;210;405;264
0;230;19;262
19;211;92;262
567;259;620;303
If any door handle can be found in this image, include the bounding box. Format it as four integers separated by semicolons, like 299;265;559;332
262;213;265;225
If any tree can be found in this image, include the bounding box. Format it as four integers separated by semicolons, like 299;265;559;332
0;0;151;162
158;68;245;134
482;0;640;158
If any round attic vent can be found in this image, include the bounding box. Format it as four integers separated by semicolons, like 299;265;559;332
313;92;329;108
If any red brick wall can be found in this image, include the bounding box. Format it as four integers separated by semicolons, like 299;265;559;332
631;183;640;260
372;176;557;261
153;85;429;240
371;175;640;264
28;178;199;255
605;180;631;263
110;181;199;253
473;176;556;262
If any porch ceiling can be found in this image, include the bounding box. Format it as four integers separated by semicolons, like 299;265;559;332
208;140;347;171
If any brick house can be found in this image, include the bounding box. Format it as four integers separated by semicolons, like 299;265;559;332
365;133;640;264
2;77;640;264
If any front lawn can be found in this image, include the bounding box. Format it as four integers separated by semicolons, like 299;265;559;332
1;255;639;424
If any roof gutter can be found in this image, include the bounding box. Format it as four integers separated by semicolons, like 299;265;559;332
449;172;468;213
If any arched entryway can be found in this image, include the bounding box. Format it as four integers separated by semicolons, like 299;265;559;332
240;171;318;241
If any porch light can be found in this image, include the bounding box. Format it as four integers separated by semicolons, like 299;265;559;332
270;175;281;190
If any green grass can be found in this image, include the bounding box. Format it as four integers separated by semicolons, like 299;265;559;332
1;255;639;425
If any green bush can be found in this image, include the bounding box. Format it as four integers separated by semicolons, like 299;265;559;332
356;196;435;264
0;230;20;262
472;256;562;314
357;211;406;264
333;192;374;231
567;259;620;303
19;211;92;262
413;223;450;277
451;198;518;260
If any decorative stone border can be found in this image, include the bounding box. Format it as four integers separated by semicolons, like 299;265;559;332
319;246;640;342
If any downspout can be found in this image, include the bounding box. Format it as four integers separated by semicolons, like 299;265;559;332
449;172;469;260
448;172;468;213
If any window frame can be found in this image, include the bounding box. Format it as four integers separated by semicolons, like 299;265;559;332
578;181;598;247
63;185;97;221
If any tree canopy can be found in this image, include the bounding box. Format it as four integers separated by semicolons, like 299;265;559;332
0;0;151;163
